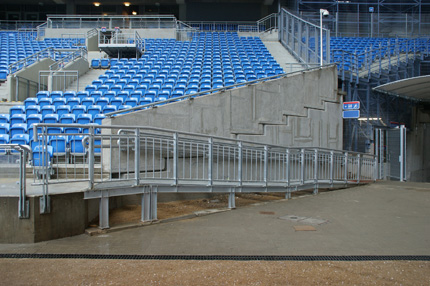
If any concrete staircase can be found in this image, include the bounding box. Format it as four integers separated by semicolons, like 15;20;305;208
0;80;9;102
262;40;300;73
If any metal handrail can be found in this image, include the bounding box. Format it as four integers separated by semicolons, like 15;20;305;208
333;37;429;82
0;144;31;219
8;47;55;75
49;47;87;71
257;13;279;33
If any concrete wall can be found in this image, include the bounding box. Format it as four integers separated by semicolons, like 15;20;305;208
107;65;341;149
7;58;55;102
0;193;87;243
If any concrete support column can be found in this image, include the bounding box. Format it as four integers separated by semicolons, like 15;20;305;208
228;189;236;209
99;191;109;229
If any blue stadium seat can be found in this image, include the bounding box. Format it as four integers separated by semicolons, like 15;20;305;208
77;113;93;124
71;105;86;117
0;123;10;134
26;105;41;116
91;59;101;69
10;105;25;116
41;105;56;117
56;105;71;117
27;114;42;128
94;114;106;125
10;114;26;125
43;113;59;123
11;134;30;145
0;114;10;123
10;124;28;137
87;105;102;117
59;113;76;124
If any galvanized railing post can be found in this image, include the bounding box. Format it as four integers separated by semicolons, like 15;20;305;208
286;148;290;187
357;154;361;184
134;128;140;186
374;156;378;182
208;137;213;186
313;148;318;194
88;126;95;190
344;151;349;184
19;147;30;218
329;151;334;186
173;133;178;186
238;142;242;186
263;145;268;186
300;148;305;185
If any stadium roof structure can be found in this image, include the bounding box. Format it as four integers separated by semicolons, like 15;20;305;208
373;75;430;103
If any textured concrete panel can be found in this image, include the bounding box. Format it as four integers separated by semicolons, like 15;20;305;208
108;66;341;149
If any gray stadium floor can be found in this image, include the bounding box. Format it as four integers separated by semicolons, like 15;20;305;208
0;181;429;256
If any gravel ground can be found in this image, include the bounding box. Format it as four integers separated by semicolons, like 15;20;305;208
1;259;429;285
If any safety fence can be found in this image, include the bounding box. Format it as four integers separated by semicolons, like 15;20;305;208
1;123;376;226
44;15;178;29
279;8;331;65
332;38;430;82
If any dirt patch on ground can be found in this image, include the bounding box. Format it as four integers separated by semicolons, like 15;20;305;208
1;259;428;285
91;192;288;227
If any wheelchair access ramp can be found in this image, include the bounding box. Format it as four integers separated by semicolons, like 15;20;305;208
98;29;144;58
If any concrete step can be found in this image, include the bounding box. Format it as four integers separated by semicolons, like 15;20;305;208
262;40;299;73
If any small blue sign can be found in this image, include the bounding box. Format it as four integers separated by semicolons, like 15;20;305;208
369;7;374;13
343;101;360;110
343;110;360;119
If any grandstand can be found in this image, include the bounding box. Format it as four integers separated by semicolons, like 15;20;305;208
0;0;429;243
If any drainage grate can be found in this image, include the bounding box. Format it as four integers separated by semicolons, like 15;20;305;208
1;254;429;261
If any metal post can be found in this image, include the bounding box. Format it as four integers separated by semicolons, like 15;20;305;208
134;128;140;186
173;133;178;186
208;137;213;186
357;154;361;184
344;151;348;184
329;151;334;186
263;145;268;187
300;148;305;185
151;186;158;220
286;148;290;187
313;149;318;194
238;142;242;186
18;147;29;219
88;126;95;190
99;190;109;229
400;125;406;182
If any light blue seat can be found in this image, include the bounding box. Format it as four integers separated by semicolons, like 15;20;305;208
59;113;76;124
10;123;28;137
56;105;71;117
0;123;10;134
10;114;26;125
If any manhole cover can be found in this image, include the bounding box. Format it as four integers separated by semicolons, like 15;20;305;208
279;214;328;225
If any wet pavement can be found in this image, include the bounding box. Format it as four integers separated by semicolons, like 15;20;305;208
0;181;429;256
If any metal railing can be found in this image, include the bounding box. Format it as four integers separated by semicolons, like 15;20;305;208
49;48;87;71
14;76;45;102
39;70;79;92
186;21;259;32
31;124;376;189
45;15;178;29
28;123;375;227
333;37;430;82
8;47;82;75
0;20;44;30
257;13;279;34
0;144;31;219
280;8;330;65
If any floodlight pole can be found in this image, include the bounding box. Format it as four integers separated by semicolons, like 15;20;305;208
320;9;329;67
